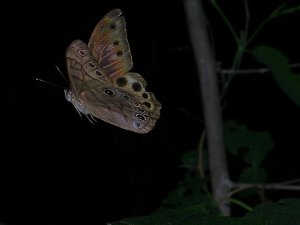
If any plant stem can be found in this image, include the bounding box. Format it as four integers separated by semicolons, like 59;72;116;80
183;0;231;216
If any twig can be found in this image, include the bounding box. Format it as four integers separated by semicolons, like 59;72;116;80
197;130;206;178
221;63;300;75
229;179;300;197
235;183;300;191
183;0;231;216
279;178;300;185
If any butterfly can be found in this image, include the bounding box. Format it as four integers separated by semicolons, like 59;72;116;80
65;9;161;133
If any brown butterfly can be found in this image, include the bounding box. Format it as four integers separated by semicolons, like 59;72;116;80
65;9;161;133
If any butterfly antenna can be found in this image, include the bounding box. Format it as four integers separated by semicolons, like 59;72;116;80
36;78;65;89
55;65;68;83
36;65;68;89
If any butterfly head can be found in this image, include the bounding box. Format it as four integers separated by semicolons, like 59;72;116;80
64;89;72;102
64;89;86;115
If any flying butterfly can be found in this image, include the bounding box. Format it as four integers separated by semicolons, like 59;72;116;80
65;9;161;133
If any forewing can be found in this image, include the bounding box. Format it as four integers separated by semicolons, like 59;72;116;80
88;9;133;78
66;39;110;98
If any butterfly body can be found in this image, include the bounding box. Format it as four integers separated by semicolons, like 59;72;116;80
65;9;161;133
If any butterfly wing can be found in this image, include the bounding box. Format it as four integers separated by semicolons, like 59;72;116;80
112;72;161;122
88;9;161;126
88;8;133;78
66;39;112;117
66;39;109;99
65;9;161;133
66;39;160;133
80;86;159;133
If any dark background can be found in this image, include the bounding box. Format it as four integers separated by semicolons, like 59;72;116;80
1;0;300;224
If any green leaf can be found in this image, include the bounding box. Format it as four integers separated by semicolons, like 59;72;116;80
245;198;300;225
238;166;268;197
108;205;264;225
109;199;300;225
158;177;219;214
251;46;300;107
224;120;273;165
108;205;207;225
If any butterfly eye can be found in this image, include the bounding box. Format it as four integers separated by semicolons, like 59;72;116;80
116;77;127;87
142;93;149;99
143;102;152;109
132;82;142;92
110;23;116;29
79;50;85;56
88;62;95;68
136;114;146;121
122;95;130;100
64;89;72;102
113;40;120;46
95;70;103;77
103;89;115;96
116;51;123;57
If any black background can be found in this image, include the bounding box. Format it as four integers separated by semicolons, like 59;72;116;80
1;0;300;224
